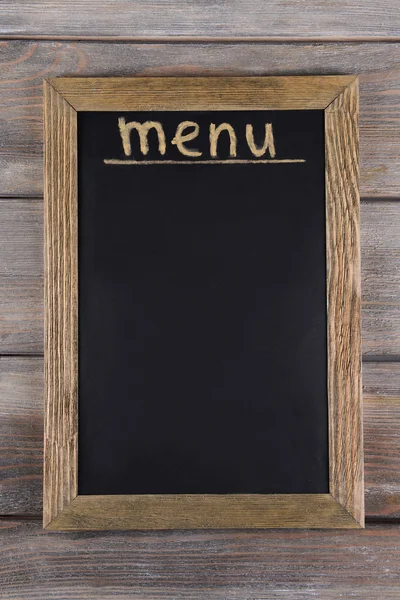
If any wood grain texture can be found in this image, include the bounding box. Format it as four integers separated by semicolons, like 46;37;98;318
47;495;359;531
1;520;400;599
1;358;399;518
325;79;363;525
1;198;400;355
0;41;400;196
49;74;355;110
43;81;78;527
0;357;43;515
0;199;43;354
0;1;399;39
361;201;400;356
363;362;400;396
364;396;400;519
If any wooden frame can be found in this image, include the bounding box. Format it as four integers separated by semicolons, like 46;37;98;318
43;76;363;530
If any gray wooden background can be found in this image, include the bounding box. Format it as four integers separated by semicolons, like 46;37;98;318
1;3;400;598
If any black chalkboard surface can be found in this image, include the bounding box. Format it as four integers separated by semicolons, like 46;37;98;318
77;109;328;496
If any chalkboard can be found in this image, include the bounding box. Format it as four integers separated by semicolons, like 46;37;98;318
44;77;363;530
78;108;328;496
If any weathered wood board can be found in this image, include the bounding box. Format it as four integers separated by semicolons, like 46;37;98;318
0;357;43;516
1;357;399;518
1;199;399;356
0;42;400;196
364;395;400;519
0;199;43;353
0;1;399;39
1;520;400;600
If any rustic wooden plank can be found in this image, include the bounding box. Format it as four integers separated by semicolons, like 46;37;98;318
325;79;363;525
0;199;43;354
364;361;400;520
0;357;43;515
0;520;399;599
1;357;399;518
362;361;400;397
43;79;78;529
48;495;360;531
0;41;400;196
1;199;399;356
49;74;356;110
0;279;43;353
364;396;400;519
0;1;399;39
361;201;400;356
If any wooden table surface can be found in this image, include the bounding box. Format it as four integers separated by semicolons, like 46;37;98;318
0;3;399;597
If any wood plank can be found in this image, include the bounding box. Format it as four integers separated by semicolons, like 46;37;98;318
1;198;399;356
364;396;400;519
0;41;400;196
364;358;400;521
49;74;357;110
361;201;400;356
325;79;363;525
1;357;400;518
362;362;400;397
0;357;43;516
47;495;361;531
0;199;43;354
0;1;399;39
0;520;400;599
43;80;78;529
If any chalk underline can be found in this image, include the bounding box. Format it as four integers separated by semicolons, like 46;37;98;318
103;158;306;165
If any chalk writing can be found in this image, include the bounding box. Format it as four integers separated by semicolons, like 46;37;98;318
105;118;305;165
